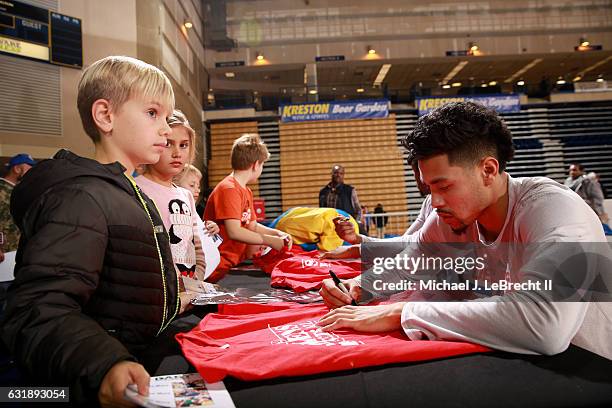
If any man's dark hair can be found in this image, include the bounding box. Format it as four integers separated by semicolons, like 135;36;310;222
402;101;515;171
571;163;585;171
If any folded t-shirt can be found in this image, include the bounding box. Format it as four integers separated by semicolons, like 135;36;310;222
176;303;490;383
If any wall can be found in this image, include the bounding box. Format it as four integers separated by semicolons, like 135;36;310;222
0;0;210;167
0;0;137;159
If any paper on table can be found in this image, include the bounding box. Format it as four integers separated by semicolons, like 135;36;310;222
196;217;221;280
124;373;235;408
0;251;16;282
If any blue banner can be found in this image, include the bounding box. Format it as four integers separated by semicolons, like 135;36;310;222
416;95;521;116
280;100;389;123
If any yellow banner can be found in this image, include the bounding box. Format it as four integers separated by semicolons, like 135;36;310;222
0;35;49;61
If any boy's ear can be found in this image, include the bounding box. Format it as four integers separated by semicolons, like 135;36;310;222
91;99;113;134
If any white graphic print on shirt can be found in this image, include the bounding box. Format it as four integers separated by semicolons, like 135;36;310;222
268;320;364;346
167;198;196;277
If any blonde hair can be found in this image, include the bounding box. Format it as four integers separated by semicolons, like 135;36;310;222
231;134;270;170
174;164;202;186
77;55;175;142
168;109;197;166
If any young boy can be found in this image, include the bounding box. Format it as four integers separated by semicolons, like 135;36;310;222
204;134;291;281
1;56;180;405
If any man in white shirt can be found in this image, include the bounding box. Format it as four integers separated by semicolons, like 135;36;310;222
318;101;612;360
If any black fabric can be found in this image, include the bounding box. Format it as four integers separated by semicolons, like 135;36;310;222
319;183;358;219
225;345;612;408
0;149;180;403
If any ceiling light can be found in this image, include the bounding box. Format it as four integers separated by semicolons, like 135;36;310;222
517;80;525;86
356;88;364;93
451;82;462;87
308;89;317;94
580;38;590;47
488;80;497;86
225;72;235;78
481;83;488;87
184;20;193;29
556;79;566;85
442;84;451;89
573;75;582;82
367;46;376;55
596;77;605;83
256;52;264;61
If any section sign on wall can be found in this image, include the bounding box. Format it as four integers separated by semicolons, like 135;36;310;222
0;0;82;68
280;99;389;123
416;95;520;116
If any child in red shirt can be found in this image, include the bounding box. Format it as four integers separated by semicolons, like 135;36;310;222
204;134;292;281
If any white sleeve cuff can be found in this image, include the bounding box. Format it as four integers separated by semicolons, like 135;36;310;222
401;303;426;340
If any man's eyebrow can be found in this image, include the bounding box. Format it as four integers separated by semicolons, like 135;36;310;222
428;177;449;185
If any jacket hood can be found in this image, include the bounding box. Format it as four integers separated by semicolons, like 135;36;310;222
11;149;134;226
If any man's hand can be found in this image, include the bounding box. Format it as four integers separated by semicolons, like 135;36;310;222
332;216;361;244
317;303;405;333
99;361;149;408
319;277;361;309
319;245;360;260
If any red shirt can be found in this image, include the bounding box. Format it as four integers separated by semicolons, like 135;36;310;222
204;175;256;276
269;250;361;292
176;303;490;383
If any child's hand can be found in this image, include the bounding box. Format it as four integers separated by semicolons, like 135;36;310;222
278;232;293;250
263;235;285;251
179;291;195;314
99;360;149;408
204;220;220;235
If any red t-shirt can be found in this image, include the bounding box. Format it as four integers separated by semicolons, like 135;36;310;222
204;175;256;276
269;250;361;292
176;303;490;383
252;246;306;274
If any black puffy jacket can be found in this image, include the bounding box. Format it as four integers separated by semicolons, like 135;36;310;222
1;149;180;402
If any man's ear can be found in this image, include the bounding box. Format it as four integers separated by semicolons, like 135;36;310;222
481;156;499;186
91;99;113;134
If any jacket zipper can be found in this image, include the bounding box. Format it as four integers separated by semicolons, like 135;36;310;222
125;175;180;335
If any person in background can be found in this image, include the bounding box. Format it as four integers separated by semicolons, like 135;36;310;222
0;154;36;257
319;165;363;232
204;134;292;281
565;164;607;224
373;203;388;238
175;163;221;279
137;110;218;300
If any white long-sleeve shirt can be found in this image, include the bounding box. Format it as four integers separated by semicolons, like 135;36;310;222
393;175;611;359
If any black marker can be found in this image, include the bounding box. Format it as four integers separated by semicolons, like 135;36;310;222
329;270;357;306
